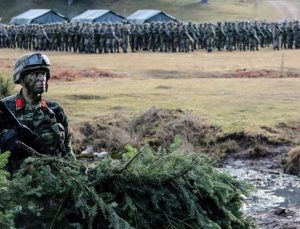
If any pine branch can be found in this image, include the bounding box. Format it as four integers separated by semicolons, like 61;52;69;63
117;150;143;174
50;191;71;229
16;141;45;157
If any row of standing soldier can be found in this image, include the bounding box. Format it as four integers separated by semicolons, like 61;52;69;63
0;20;300;53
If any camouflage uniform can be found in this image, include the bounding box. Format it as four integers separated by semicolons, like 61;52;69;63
272;24;282;50
248;25;259;51
120;22;130;53
204;24;215;52
286;22;294;49
0;53;74;173
294;22;300;49
215;22;225;51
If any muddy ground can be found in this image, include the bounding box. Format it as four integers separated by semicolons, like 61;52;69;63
1;58;300;80
73;108;300;228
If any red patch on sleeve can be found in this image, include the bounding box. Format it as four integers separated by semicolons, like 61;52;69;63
16;98;24;108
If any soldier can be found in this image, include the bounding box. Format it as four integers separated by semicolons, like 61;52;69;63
17;25;26;50
105;23;115;53
61;22;69;52
237;22;248;51
179;24;189;52
172;22;180;52
120;21;130;53
248;24;259;51
272;23;282;50
7;25;18;49
93;23;101;53
67;23;75;52
0;53;75;173
52;24;61;51
254;21;265;50
73;22;81;53
281;22;288;49
187;22;196;52
0;25;8;48
82;23;94;53
286;21;294;49
294;21;300;49
153;22;161;52
36;25;49;51
159;22;170;52
204;23;215;52
225;22;234;51
130;24;139;52
215;22;226;51
114;23;121;53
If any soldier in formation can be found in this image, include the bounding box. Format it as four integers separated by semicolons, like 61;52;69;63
1;20;300;53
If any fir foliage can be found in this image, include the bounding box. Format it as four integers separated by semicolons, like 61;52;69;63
0;152;12;228
2;140;252;228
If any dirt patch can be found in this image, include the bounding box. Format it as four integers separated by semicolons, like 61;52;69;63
72;108;292;165
66;94;107;100
73;108;221;154
51;68;128;81
0;58;14;73
147;69;300;79
0;58;128;81
282;146;300;176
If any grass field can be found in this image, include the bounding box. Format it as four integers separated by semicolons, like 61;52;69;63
0;0;299;23
1;48;299;133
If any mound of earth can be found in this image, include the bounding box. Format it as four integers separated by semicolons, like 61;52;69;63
282;146;300;175
73;108;221;155
73;108;292;166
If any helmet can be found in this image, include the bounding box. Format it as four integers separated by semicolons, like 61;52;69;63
13;53;51;84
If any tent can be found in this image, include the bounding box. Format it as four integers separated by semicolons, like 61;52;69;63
10;9;68;25
71;10;125;23
127;10;176;24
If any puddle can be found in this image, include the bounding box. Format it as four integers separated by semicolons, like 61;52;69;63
221;158;300;228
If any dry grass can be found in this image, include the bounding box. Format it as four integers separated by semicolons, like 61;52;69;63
1;48;300;133
1;48;299;78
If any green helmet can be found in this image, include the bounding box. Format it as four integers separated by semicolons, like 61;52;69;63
13;53;51;84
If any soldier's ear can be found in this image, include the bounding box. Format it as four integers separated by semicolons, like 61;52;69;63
19;75;26;86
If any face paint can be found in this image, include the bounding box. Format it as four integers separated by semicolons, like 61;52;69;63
22;71;48;95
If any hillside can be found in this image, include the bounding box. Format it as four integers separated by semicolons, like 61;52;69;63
0;0;299;24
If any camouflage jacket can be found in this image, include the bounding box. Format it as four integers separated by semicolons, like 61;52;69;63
0;90;74;162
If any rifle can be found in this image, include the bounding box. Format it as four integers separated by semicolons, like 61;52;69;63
185;31;194;44
0;100;37;145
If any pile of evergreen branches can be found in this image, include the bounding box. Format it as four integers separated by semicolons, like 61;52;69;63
0;140;252;228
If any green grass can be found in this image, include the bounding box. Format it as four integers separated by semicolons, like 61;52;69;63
2;48;299;134
0;0;298;23
44;77;300;133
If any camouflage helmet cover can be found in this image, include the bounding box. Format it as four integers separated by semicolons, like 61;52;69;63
13;53;51;84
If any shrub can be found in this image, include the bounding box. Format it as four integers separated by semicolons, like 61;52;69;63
0;72;14;99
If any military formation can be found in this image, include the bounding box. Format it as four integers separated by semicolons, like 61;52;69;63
0;20;300;53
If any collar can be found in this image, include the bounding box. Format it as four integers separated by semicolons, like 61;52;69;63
15;90;47;111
